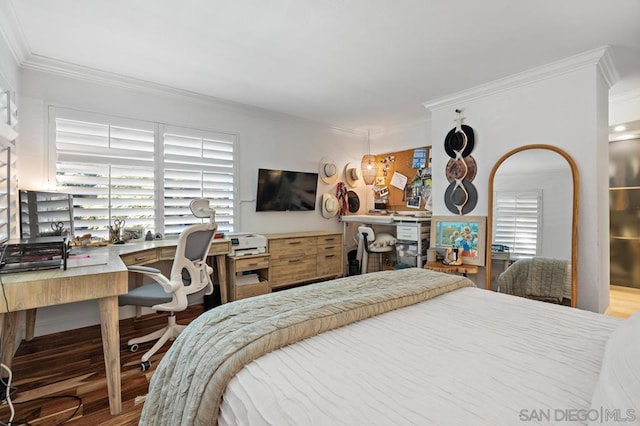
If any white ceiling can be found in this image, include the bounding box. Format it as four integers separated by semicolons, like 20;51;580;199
3;0;640;131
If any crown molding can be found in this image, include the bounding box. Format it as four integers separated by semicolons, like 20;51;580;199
0;0;30;64
610;88;640;105
20;53;360;136
423;46;618;112
597;47;619;88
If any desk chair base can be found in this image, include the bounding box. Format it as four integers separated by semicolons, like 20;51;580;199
128;313;186;371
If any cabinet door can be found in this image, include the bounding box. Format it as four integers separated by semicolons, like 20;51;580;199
317;251;342;276
269;237;317;259
234;281;270;300
270;255;316;288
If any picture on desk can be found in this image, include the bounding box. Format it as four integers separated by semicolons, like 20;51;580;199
430;215;486;266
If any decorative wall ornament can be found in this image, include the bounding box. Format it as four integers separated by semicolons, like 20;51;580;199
444;109;477;215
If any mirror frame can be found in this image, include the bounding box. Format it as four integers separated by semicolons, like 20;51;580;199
485;144;580;307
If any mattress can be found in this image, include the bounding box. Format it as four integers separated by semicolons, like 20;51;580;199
219;287;620;426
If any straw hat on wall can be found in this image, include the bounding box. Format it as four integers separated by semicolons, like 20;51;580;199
344;163;361;188
319;157;338;184
321;193;339;218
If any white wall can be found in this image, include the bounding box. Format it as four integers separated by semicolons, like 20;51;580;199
18;68;372;235
0;30;18;92
426;65;609;313
358;58;629;313
610;90;640;126
17;68;373;336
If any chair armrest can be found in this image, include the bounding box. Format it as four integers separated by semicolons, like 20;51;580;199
127;265;180;293
127;265;162;274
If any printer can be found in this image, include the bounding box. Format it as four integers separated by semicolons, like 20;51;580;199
228;233;267;256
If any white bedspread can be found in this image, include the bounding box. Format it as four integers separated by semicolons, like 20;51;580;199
219;287;619;426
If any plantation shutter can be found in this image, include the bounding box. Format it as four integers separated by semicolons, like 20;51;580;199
54;114;155;238
0;145;9;242
0;88;18;242
493;191;542;258
162;126;235;236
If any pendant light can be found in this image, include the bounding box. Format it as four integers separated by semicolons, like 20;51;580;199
360;130;378;185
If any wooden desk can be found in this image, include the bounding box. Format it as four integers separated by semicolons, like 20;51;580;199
424;261;479;277
0;238;230;415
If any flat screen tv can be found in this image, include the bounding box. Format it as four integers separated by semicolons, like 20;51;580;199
256;168;318;212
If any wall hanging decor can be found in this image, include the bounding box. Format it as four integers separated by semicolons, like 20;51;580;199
444;109;477;215
319;157;338;184
344;163;362;188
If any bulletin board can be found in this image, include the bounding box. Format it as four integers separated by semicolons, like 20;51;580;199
374;146;432;212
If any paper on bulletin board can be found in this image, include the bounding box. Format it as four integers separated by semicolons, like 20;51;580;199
390;172;407;190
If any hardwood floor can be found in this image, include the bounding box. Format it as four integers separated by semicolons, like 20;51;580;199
0;305;204;426
608;285;640;318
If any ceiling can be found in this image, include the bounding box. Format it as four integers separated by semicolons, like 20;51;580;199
3;0;640;131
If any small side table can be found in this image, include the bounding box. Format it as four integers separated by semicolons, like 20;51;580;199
424;262;479;277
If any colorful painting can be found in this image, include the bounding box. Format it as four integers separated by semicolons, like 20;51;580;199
430;216;487;266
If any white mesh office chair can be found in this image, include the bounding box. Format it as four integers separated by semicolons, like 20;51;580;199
118;200;218;371
357;225;396;274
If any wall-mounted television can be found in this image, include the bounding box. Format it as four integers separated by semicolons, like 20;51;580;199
256;168;318;212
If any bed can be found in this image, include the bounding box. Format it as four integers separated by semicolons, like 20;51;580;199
140;268;639;425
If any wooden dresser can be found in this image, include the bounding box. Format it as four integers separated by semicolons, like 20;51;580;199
266;231;343;289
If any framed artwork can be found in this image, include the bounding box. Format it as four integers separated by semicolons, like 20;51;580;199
430;215;487;266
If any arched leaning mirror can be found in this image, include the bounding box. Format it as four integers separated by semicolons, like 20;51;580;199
485;144;579;307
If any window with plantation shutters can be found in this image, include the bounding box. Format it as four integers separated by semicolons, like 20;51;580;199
493;190;542;259
54;113;155;239
162;126;235;237
51;108;236;239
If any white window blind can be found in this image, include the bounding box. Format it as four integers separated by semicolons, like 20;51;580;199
0;89;18;142
493;190;542;258
0;146;9;242
162;127;235;236
52;109;236;238
55;116;155;238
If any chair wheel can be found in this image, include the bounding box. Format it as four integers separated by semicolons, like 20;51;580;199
129;344;139;352
141;361;151;371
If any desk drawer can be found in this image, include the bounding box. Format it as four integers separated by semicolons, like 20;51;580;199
396;225;428;241
209;240;230;255
234;256;270;273
317;234;341;245
234;280;270;300
121;249;159;266
159;247;176;260
269;237;317;258
270;255;316;287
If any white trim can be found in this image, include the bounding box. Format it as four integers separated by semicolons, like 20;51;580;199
0;0;29;65
20;54;359;136
610;88;640;105
423;46;618;112
596;47;619;88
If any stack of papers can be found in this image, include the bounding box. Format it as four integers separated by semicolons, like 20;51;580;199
236;273;260;286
